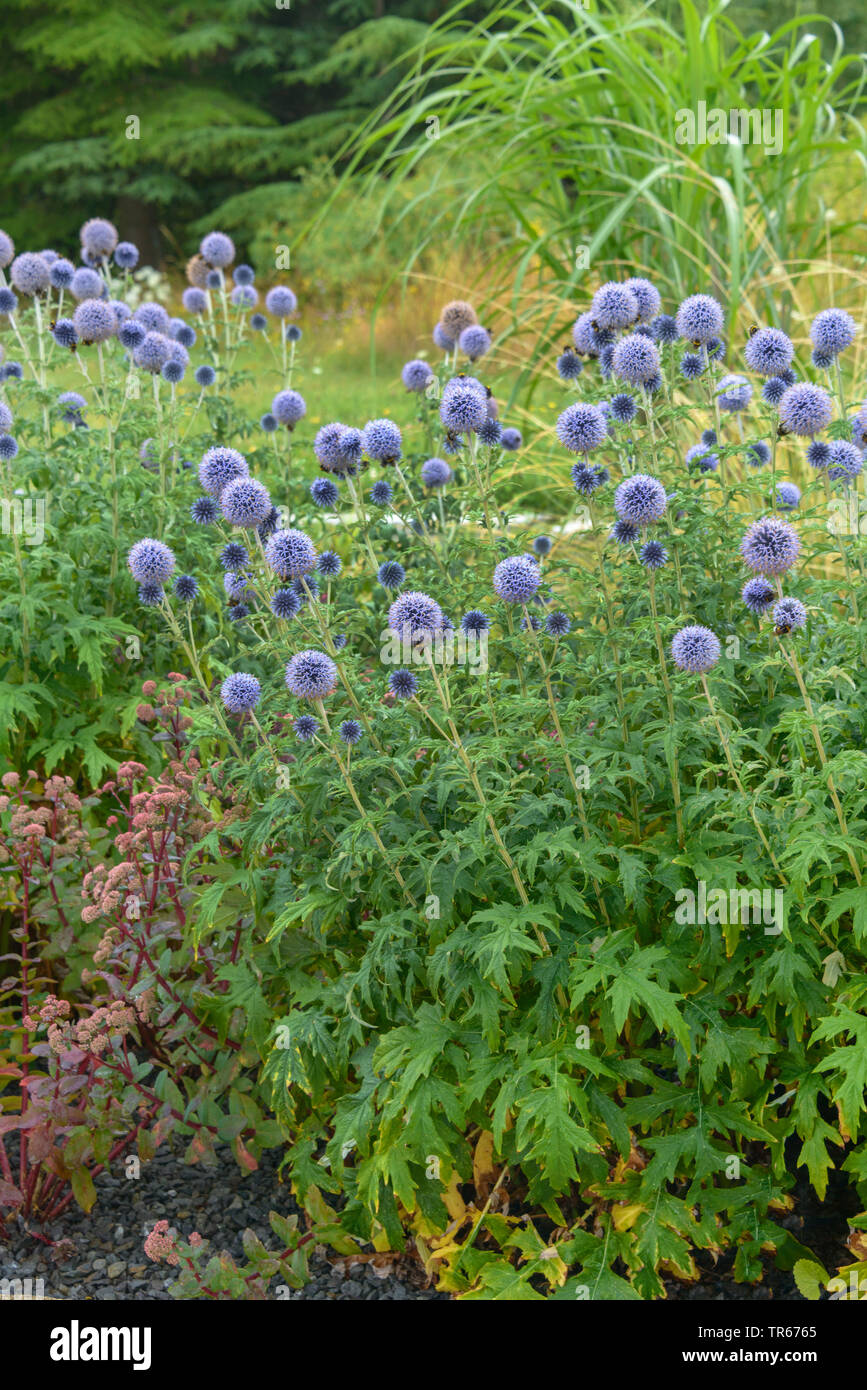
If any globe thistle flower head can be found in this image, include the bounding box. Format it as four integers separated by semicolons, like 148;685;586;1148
174;574;198;603
311;477;339;508
182;288;208;316
291;714;317;743
572;312;611;355
285;324;302;343
220;542;249;572
138;582;163;607
741;576;775;614
459;325;492;360
614;473;667;524
49;258;75;290
221;673;260;714
0;230;14;267
650;314;678;344
80;218;118;259
493;555;541;604
675;294;724;345
478;418;503;447
827;439;863;483
744;327;794;377
378;560;406;591
260;412;278;433
811;346;835;370
198;446;249;498
441;300;477;336
11;253;50;296
610;393;637;423
590;282;639;330
556;348;583;381
570;462;607;495
264;286;297;318
745;440;771;468
313;422;347;469
556;401;607;454
401;359;434;392
671;625;721;673
740;516;800;574
271;588;300;620
810;308;857;357
0;435;18;460
640;540;668;569
233;264;255;287
716;373;752;411
679;351;705;381
191;496;218;525
258;507;280;541
272;391;307;428
433;322;454;351
132;301;170;334
701;429;718;447
200;232;235;268
421;457;452;488
389;668;418;699
772;596;807;631
775;481;801;509
685;443;719;473
623;277;661;323
388;590;444;640
285;649;338;701
161;359;185;384
133;331;175;373
174;322;196;348
598;344;615;379
761;376;788;406
545;611;571;636
250;313;267;333
807;440;830;469
230;284;258;309
0;288;19;315
265;528;317;580
114;241;139;270
440;383;486;433
461;609;490;634
221;477;272;528
224;571;249;601
51;318;78;348
500;427;523;451
336;426;363;469
109;299;131;324
317;550;342;578
363;417;403;462
370;479;394;506
195;364;216;388
1;361;22;379
293;575;319;606
337;719;362;746
118;319;146;349
228;603;250;621
521;613;541;631
533;535;552;556
778;382;833;437
128;538;175;584
612;333;660;384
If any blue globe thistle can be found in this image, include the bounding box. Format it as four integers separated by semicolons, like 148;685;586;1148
744;327;793;377
675;294;724;345
459;325;492;360
109;300;131;324
0;435;18;460
114;242;139;270
745;440;771;468
775;481;801;509
433;322;454;351
311;477;340;508
285;324;302;343
208;273;223;291
265;286;297;317
590;282;639;330
545;611;571;636
478;418;502;447
72;299;116;344
378;560;406;590
0;402;12;431
313;422;348;470
401;359;434;392
671;625;721;673
440;383;485;433
49;258;75;290
598;343;615;379
138;582;163;607
260;412;278;433
612;334;660;384
294;714;319;742
337;719;362;746
614;473;667;525
639;540;668;569
778;382;833;436
332;634;347;650
200;232;235;268
250;313;268;332
271;588;300;620
220;542;249;572
610;393;637;423
258;507;280;541
133;302;171;334
493;555;541;604
174;574;198;602
389;668;418;699
228;603;250;621
161;359;185;384
716;373;752;411
231;284;258;309
9;255;49;296
806;441;830;470
461;609;490;634
810;308;857;357
128;538;175;584
195;364;216;388
442;433;464;455
118;319;146;349
685;443;718;473
199;446;248;499
609;520;638;546
572;312;612;355
645;370;664;395
70;267;104;301
265;527;317;579
708;338;725;361
233;264;255;286
740;516;800;575
571;462;608;495
80;218;118;259
134;331;176;373
741;576;776;614
701;428;718;447
271;389;306;427
556;402;607;454
285;649;338;700
174;323;196;348
778;367;797;386
521;613;542;631
221;672;260;713
224;571;250;601
0;288;19;314
650;314;678;344
294;576;318;609
317;550;342;578
679;351;705;381
500;427;523;451
827;439;863;482
421;457;452;488
364;417;403;462
336;426;363;469
533;535;552;556
772;596;807;631
182;288;208;315
761;376;788;405
811;346;836;370
191;496;219;524
221;477;272;528
557;348;583;381
623;277;661;323
388;590;444;639
1;362;22;379
51;318;78;348
370;479;394;506
0;230;14;266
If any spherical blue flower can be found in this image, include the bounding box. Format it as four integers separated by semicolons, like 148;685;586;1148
716;373;752;411
461;609;490;634
493;555;541;604
199;446;249;497
335;426;362;469
317;550;342;578
533;535;552;556
200;232;234;268
311;477;339;507
191;496;218;524
221;477;272;528
679;351;705;381
49;258;75;290
572;312;611;356
258;507;280;540
598;344;615;379
260;413;278;433
610;519;639;545
570;462;608;495
221;672;260;713
500;427;523;451
401;359;434;392
230;284;258;309
591;282;639;330
640;540;668;569
286;649;337;700
701;429;718;447
772;596;807;631
265;285;297;317
685;443;718;473
378;560;406;590
138;582;163;607
80;218;118;259
110;299;131;324
313;422;348;470
478;418;503;447
10;253;50;296
0;230;14;267
623;277;661;323
459;325;492;360
224;571;250;602
440;382;486;433
370;480;393;506
388;589;444;639
174;574;198;602
676;294;724;345
389;668;418;699
114;241;139;270
545;611;571;636
364;417;403;462
293;574;319;606
778;382;833;436
161;359;185;384
271;588;300;620
708;338;726;362
433;322;454;351
233;264;255;286
827;439;863;483
650;314;678;344
0;288;19;315
609;393;636;424
741;576;775;614
806;440;830;469
265;527;317;579
250;312;268;332
133;301;170;334
228;603;250;621
744;327;793;377
338;719;362;746
293;714;318;741
173;323;196;349
1;361;22;379
775;481;801;509
556;402;607;454
128;538;175;584
740;516;800;575
69;267;104;302
810;308;857;358
134;330;177;373
271;389;306;427
194;364;216;388
614;473;667;524
421;457;452;488
521;613;542;631
220;542;249;572
671;625;721;674
0;435;18;460
118;319;146;349
182;288;208;315
745;440;771;468
285;324;302;343
612;333;660;384
51;318;78;348
556;348;583;381
761;376;788;406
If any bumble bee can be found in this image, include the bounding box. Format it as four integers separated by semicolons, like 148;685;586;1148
748;323;760;337
590;319;600;331
692;339;702;349
774;621;792;636
777;424;790;438
443;428;461;448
